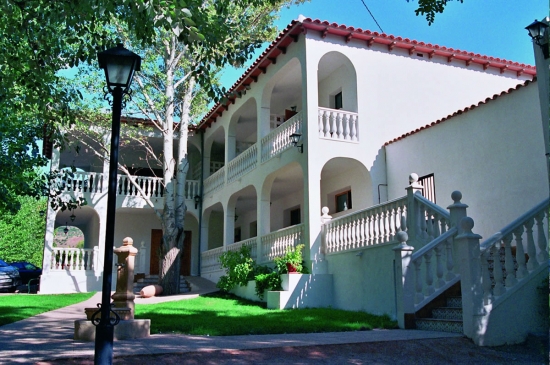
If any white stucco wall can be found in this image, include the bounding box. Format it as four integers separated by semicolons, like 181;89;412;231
385;81;548;239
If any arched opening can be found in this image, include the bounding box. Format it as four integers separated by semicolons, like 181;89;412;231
317;52;358;113
320;158;372;218
228;98;258;161
263;58;303;135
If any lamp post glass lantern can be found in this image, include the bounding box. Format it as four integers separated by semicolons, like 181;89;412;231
525;19;549;59
94;44;141;365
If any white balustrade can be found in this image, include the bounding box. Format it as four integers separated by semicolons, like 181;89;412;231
261;111;303;162
60;172;103;193
408;228;459;307
117;175;165;198
260;224;304;263
227;145;258;183
50;247;96;271
411;193;451;243
200;246;225;273
184;180;200;200
318;107;359;142
323;197;407;254
226;238;258;260
203;167;225;195
478;198;549;303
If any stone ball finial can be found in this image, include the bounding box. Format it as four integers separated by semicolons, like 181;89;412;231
409;173;419;184
460;216;474;233
321;206;329;215
396;230;409;243
451;191;462;203
123;237;134;246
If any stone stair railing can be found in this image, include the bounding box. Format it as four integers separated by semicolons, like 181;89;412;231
394;177;549;345
478;197;549;304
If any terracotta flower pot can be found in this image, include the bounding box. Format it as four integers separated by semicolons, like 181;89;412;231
140;284;163;298
286;263;298;273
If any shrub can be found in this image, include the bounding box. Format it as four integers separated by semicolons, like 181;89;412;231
254;270;282;300
216;245;256;292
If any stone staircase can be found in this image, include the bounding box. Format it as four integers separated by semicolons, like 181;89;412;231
414;282;463;333
133;275;191;295
414;247;517;333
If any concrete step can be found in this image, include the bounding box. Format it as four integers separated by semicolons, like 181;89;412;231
415;318;463;333
133;275;191;294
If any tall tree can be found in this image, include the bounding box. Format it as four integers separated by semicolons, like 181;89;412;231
66;0;306;295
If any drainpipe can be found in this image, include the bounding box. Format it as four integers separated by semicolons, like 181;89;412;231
197;129;205;276
377;184;388;204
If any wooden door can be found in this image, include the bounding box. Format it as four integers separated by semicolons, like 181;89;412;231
150;229;192;276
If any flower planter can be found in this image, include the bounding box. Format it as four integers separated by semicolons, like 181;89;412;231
286;263;299;273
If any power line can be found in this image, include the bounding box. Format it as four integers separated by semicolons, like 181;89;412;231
359;0;384;34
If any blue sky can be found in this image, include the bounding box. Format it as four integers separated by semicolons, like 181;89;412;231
220;0;548;88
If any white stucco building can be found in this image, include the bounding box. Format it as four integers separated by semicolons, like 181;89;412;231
41;17;548;346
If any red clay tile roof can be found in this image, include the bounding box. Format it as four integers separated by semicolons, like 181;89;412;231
198;17;537;130
383;79;536;146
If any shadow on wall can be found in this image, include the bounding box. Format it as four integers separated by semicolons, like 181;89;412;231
268;274;333;309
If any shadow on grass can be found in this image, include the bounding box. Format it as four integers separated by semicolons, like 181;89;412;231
135;292;397;336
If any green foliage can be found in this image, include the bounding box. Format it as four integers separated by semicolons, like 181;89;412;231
0;196;47;267
274;244;308;274
0;292;95;326
254;271;282;299
407;0;464;25
134;292;398;335
217;245;257;291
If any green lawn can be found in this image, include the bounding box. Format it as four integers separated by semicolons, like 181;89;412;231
135;292;397;336
0;292;95;326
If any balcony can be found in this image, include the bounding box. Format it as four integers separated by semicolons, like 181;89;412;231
58;172;200;203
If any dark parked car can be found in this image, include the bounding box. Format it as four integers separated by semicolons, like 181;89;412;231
0;259;21;292
9;262;42;285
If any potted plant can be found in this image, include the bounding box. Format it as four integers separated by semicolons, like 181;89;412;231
274;244;308;274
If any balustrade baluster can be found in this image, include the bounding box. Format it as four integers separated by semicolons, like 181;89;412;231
424;250;435;295
336;113;343;139
426;210;434;241
381;210;388;242
374;212;380;244
414;259;424;304
342;114;349;140
433;213;441;239
492;245;505;296
445;237;455;281
513;226;527;279
481;250;493;304
420;207;428;240
535;211;548;264
524;219;538;270
435;245;445;288
350;115;358;141
503;234;517;287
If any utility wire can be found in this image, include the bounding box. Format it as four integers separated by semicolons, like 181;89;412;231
359;0;384;34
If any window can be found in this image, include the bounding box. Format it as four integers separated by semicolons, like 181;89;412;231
290;208;301;226
335;190;352;212
418;173;436;203
334;91;343;110
234;227;241;243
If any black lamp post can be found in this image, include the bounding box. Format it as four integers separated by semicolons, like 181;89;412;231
525;19;549;59
94;44;141;365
